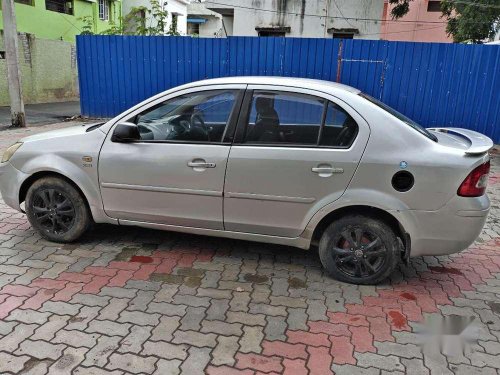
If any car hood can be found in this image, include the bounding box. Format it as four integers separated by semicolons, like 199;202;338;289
20;123;105;143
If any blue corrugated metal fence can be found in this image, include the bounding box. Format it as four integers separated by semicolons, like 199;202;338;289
76;35;500;142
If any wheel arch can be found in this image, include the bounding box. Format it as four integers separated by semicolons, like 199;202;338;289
19;171;94;221
309;205;410;260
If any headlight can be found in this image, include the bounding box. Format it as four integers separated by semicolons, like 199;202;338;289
1;142;23;163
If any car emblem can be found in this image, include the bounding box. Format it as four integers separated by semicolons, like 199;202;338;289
399;161;408;169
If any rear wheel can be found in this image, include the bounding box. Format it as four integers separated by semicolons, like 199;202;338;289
25;177;91;243
318;215;399;284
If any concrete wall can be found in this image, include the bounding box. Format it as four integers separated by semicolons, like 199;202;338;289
381;0;452;42
0;0;122;42
205;0;384;39
0;34;78;106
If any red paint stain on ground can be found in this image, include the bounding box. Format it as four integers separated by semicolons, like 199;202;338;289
129;256;154;264
400;292;417;301
350;317;360;322
429;266;464;276
388;311;407;329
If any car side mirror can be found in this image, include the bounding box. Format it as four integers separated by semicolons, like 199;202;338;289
111;122;141;143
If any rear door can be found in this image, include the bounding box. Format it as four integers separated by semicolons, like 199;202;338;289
223;86;369;237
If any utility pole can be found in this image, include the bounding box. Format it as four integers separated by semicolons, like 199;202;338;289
2;0;26;127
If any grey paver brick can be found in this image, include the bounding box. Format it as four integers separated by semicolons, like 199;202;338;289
150;315;181;342
264;315;287;341
354;353;405;372
142;340;188;360
180;306;206;331
81;335;122;367
212;335;239;366
0;323;37;352
201;320;243;336
331;364;381;375
99;287;137;299
0;320;18;335
230;291;251;312
374;342;423;359
66;306;101;331
128;290;156;311
48;346;88;374
147;302;187;316
153;359;181;375
239;326;264;354
172;294;210;308
53;329;100;348
32;315;70;341
106;353;157;374
227;311;266;326
118;310;160;326
172;330;217;348
16;339;66;360
40;301;81;316
98;298;129;321
71;293;110;307
117;325;152;354
249;303;287;317
74;367;124;375
0;352;30;373
401;358;430;375
180;347;211;374
86;320;131;336
270;295;307;308
287;307;309;331
206;298;230;321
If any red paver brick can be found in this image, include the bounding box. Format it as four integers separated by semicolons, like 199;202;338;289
30;278;67;290
20;288;56;310
84;266;117;277
1;284;39;297
108;270;135;287
330;335;356;365
206;365;255;375
346;304;385;317
132;264;158;281
350;326;376;353
362;296;401;309
177;253;197;268
287;330;330;347
400;301;424;322
262;340;308;359
82;275;111;294
155;259;177;274
415;294;439;313
327;312;369;327
367;316;394;342
308;321;351;337
235;353;283;373
306;346;333;375
283;358;308;375
52;282;85;302
386;310;410;331
57;272;94;284
107;261;142;271
0;295;27;319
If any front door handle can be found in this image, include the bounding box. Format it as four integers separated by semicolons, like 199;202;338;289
312;165;344;177
187;159;216;171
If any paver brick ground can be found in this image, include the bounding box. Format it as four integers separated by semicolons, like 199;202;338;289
0;122;499;374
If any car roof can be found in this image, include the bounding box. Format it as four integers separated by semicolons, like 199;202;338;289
177;76;361;95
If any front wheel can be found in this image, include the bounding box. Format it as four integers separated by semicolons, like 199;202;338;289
25;177;91;243
318;215;400;285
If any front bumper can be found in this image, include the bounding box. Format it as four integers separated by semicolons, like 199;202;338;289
0;162;28;212
394;194;490;257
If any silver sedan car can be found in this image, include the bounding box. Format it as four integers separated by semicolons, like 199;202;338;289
0;77;493;284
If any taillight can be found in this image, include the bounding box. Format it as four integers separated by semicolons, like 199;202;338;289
457;161;490;197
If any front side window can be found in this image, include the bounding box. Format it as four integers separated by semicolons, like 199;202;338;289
99;0;110;20
244;91;324;145
130;90;237;143
242;90;358;147
45;0;72;14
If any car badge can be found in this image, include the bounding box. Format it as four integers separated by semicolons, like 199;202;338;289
399;161;408;169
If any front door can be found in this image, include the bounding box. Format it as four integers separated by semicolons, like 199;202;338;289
99;87;244;230
223;86;369;237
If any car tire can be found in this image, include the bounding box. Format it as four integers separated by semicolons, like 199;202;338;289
25;177;91;243
318;215;399;285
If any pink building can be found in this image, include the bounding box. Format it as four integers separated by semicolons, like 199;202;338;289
381;0;452;43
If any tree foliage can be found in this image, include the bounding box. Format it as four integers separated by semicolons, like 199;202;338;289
388;0;500;43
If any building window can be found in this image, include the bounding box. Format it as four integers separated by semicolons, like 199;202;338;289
258;30;286;37
187;22;200;35
99;0;110;21
427;1;441;12
255;26;290;37
332;32;354;39
45;0;73;15
15;0;34;6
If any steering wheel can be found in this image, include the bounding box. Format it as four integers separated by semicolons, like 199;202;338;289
190;112;210;141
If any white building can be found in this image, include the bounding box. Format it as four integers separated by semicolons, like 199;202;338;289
122;0;190;35
203;0;384;39
187;2;224;37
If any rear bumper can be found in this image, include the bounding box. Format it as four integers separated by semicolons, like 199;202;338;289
0;162;27;212
394;194;490;257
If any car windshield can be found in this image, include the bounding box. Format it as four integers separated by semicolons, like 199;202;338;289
359;93;437;142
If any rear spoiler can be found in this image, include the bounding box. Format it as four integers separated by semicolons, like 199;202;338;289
427;127;494;155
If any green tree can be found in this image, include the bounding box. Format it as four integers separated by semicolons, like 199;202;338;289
388;0;500;43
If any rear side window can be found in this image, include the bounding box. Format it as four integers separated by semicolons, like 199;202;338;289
240;90;358;147
243;91;324;145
